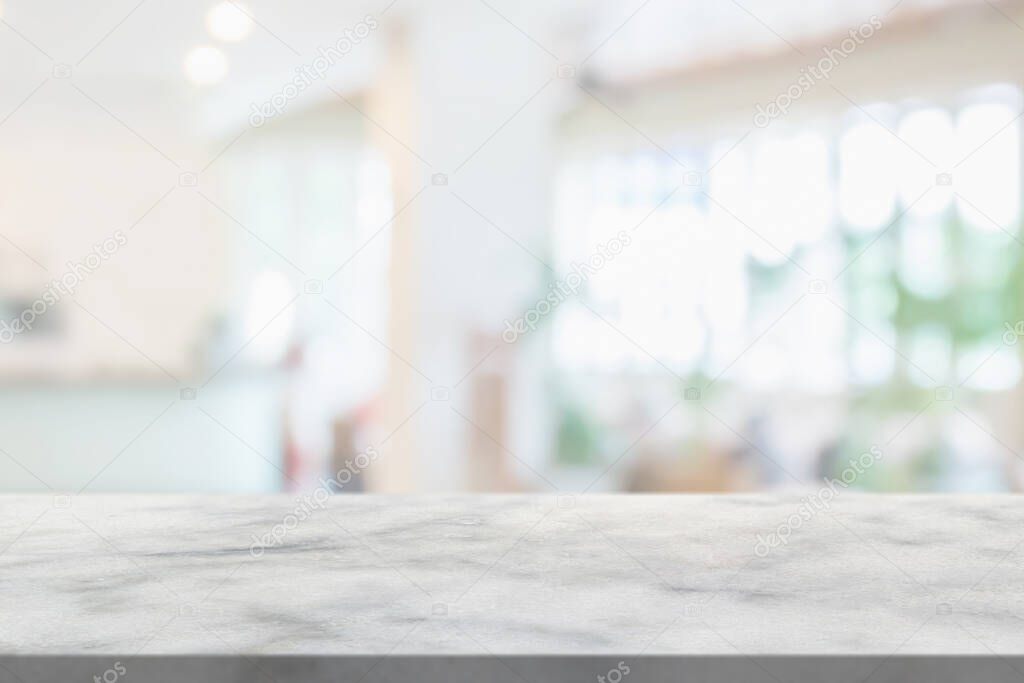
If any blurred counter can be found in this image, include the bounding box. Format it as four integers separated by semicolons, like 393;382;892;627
0;374;285;492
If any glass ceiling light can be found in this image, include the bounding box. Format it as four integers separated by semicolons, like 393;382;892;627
206;2;253;43
184;46;228;85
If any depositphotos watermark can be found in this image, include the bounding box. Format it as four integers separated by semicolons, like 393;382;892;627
0;230;127;344
1003;320;1024;345
753;445;883;557
249;446;379;557
249;15;378;127
754;15;882;128
93;661;126;683
502;230;632;343
597;661;630;683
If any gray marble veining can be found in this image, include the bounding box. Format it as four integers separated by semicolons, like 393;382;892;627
1;494;1022;655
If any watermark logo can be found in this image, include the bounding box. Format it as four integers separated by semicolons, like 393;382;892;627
1003;320;1024;345
754;446;883;557
502;231;631;343
93;661;126;683
249;15;378;127
754;16;882;128
249;445;379;556
0;230;127;344
597;661;630;683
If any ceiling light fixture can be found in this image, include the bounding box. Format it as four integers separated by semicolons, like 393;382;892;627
184;46;228;85
205;2;253;43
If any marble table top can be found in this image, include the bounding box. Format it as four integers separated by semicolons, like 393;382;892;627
1;494;1022;657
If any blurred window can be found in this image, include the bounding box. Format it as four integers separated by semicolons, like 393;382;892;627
550;82;1024;487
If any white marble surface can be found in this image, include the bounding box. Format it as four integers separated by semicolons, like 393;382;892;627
1;494;1022;656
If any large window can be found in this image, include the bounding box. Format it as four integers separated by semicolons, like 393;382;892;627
550;83;1023;491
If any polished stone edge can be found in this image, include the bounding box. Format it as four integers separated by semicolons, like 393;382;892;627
3;656;1024;683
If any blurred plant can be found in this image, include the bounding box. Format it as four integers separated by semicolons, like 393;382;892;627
555;399;603;467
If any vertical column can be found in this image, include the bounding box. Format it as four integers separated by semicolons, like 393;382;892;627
370;0;562;490
365;23;422;492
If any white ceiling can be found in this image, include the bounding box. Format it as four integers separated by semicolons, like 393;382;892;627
578;0;999;82
0;0;1003;136
0;0;995;79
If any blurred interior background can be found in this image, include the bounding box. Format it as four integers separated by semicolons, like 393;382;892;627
2;0;1024;493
